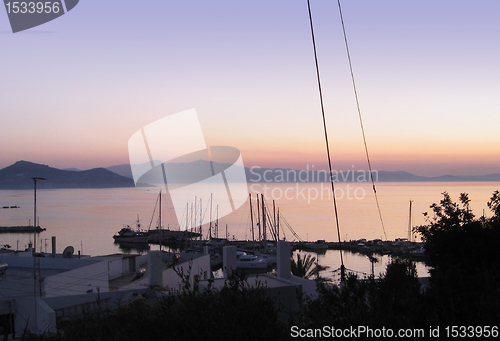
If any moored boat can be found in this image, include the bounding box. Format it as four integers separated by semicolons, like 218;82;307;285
113;215;148;243
236;252;268;269
113;227;149;243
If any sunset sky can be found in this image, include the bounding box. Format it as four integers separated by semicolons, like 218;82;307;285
1;0;499;176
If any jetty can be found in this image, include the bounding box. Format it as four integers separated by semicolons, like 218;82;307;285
0;225;46;233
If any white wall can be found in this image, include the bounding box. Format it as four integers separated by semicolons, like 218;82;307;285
37;298;56;334
108;258;123;279
290;275;318;299
121;254;210;292
162;254;210;290
14;298;56;335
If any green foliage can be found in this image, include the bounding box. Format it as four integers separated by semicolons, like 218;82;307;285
299;191;500;330
374;259;424;327
487;190;500;221
299;258;427;331
414;191;500;325
291;253;329;280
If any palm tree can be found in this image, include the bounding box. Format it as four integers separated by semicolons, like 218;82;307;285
291;253;330;280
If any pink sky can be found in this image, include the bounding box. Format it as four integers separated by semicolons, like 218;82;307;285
1;1;499;177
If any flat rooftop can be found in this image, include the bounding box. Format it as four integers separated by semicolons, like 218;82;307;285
2;266;65;282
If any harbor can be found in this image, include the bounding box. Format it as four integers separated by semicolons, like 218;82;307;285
2;183;494;265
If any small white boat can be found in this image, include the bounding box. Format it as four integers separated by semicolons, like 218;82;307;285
257;253;277;266
236;253;268;269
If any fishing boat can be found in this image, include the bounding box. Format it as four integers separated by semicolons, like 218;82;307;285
113;215;149;243
113;227;148;243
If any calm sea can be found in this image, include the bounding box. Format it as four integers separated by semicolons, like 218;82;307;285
1;182;498;278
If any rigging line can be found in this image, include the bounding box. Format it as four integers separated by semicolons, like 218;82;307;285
306;0;344;272
280;213;303;242
336;0;387;240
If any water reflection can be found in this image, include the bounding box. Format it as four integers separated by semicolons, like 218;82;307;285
293;249;429;283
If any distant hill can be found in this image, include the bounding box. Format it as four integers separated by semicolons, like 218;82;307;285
105;161;500;183
106;164;133;179
0;161;134;189
242;167;500;183
1;161;497;190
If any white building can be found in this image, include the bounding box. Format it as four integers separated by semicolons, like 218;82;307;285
0;248;211;337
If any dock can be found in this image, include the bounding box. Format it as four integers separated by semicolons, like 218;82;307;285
0;226;46;233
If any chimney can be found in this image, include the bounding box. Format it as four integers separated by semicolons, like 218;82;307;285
148;251;163;287
223;246;236;278
277;241;291;280
51;236;56;258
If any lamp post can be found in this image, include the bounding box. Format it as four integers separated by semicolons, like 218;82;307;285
32;177;45;333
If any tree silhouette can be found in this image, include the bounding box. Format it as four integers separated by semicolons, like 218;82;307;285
291;253;329;280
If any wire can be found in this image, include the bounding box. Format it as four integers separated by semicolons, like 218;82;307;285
336;0;387;240
306;0;345;280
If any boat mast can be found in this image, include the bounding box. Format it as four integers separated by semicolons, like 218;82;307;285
407;200;413;242
257;194;261;242
185;203;189;250
249;194;255;243
199;198;202;240
159;190;162;251
216;205;219;239
209;193;213;240
273;200;276;242
261;193;266;243
277;207;280;241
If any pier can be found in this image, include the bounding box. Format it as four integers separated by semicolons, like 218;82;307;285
0;226;46;233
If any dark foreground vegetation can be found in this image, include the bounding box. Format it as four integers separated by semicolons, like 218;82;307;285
24;192;500;340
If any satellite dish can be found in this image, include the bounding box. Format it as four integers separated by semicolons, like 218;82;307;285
63;246;74;258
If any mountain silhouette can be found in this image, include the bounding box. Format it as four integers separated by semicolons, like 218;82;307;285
0;161;134;189
105;161;500;183
1;161;497;189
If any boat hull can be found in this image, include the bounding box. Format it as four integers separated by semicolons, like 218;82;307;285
113;235;149;243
